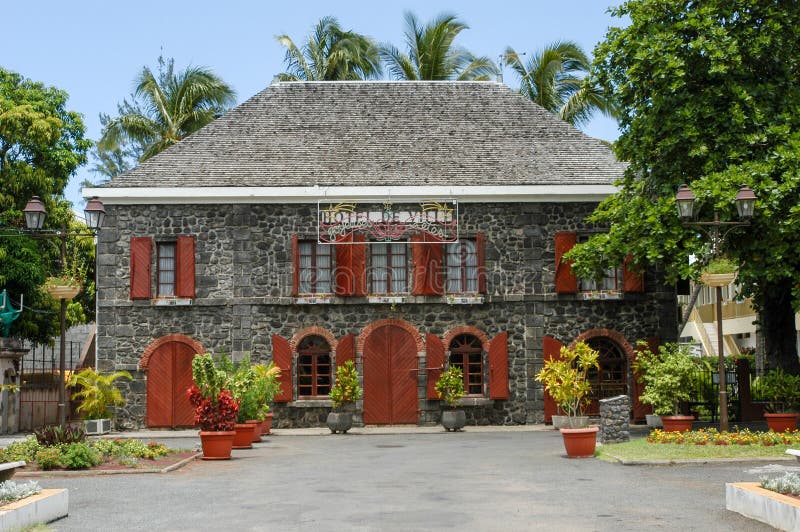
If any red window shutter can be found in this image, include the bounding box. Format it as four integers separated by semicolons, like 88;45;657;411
334;234;354;296
542;336;564;422
489;332;509;400
351;233;367;296
476;232;487;294
554;232;578;294
175;235;196;298
632;337;660;421
272;334;293;403
291;234;299;296
411;234;427;296
622;254;645;293
412;235;445;296
337;334;355;366
426;334;445;400
130;237;152;300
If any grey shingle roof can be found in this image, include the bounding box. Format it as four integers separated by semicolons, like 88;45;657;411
102;81;623;188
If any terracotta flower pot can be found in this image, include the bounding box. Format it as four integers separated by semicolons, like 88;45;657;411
246;420;263;443
660;415;694;433
764;412;799;433
261;413;274;435
199;431;235;460
560;426;599;458
233;422;259;449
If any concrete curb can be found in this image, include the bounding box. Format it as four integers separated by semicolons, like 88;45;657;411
0;489;68;529
604;453;797;466
726;482;800;530
15;452;201;477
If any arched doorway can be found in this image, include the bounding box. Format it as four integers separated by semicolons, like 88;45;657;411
144;338;199;428
362;324;418;424
585;337;628;415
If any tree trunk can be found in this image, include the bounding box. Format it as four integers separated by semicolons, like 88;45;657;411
761;278;800;375
678;283;703;334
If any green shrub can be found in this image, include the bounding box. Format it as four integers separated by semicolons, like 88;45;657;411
329;361;362;410
633;342;695;415
34;424;86;446
34;447;63;470
435;366;466;408
3;437;42;463
91;438;169;460
702;257;737;274
60;442;101;470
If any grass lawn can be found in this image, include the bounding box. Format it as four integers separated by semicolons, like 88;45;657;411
597;438;795;462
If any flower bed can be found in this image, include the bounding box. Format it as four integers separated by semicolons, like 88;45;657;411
1;437;191;473
646;428;800;447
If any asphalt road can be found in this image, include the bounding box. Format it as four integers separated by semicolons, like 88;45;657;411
34;430;789;532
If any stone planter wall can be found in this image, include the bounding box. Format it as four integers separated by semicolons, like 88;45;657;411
599;395;630;444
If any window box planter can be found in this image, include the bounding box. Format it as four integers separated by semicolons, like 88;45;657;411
295;295;333;304
367;295;406;304
579;290;622;300
83;418;112;435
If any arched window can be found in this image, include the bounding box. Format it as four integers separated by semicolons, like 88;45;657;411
448;334;483;396
586;337;627;403
297;335;332;398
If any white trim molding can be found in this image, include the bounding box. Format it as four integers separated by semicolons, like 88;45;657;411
83;184;618;204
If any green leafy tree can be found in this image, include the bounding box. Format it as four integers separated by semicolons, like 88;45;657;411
381;12;497;81
98;56;236;162
0;67;93;343
275;16;382;81
504;42;619;127
566;0;800;373
632;342;695;415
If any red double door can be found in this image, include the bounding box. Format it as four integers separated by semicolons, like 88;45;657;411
363;325;419;424
146;342;196;427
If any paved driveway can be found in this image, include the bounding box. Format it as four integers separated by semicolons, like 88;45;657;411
35;429;784;531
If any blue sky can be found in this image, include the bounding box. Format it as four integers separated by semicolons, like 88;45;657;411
2;1;624;208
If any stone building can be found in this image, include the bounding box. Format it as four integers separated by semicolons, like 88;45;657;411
85;81;676;429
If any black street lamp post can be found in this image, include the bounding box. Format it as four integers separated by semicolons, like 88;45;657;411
21;196;105;427
675;184;756;432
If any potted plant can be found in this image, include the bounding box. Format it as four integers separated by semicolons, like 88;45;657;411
536;341;599;457
757;368;800;432
188;353;238;460
43;253;85;301
327;360;361;434
253;362;281;435
68;368;132;435
435;366;466;431
633;342;696;432
699;257;737;287
219;354;262;448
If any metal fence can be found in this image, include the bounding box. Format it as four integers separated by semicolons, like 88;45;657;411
19;341;84;431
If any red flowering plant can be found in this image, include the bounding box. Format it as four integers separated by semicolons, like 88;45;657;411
188;353;239;431
187;386;238;431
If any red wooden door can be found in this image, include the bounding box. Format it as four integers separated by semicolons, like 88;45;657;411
147;342;196;427
363;325;418;424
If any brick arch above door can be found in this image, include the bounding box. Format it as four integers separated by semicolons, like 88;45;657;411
139;334;204;371
357;318;424;353
571;328;635;362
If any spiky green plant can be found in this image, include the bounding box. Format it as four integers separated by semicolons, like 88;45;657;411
68;368;132;419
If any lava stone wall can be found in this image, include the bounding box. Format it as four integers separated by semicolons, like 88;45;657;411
95;202;676;429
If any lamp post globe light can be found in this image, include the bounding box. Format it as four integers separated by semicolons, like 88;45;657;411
675;184;756;432
20;196;105;427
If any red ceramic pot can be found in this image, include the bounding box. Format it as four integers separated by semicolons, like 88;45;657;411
198;431;235;460
660;415;694;433
559;426;599;458
246;420;263;443
764;412;799;433
261;413;274;435
233;422;259;449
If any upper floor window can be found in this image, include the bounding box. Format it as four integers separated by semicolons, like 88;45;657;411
298;241;335;294
446;240;478;293
370;243;408;294
578;267;623;292
448;334;484;396
297;335;332;397
157;242;177;297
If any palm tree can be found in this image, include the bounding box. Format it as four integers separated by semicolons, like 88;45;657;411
99;56;236;161
504;42;618;127
381;12;497;81
275;16;381;81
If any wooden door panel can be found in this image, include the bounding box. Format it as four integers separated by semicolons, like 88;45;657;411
147;346;173;427
389;326;418;424
172;343;197;427
363;330;390;424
